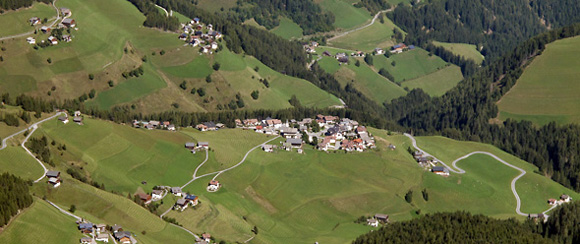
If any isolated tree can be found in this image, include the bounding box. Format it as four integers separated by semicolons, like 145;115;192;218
108;80;114;87
355;60;361;67
88;74;95;80
179;81;187;90
190;88;196;94
251;90;259;100
364;55;373;65
46;57;52;64
213;62;221;71
422;188;429;201
405;190;413;203
69;205;76;213
205;75;212;83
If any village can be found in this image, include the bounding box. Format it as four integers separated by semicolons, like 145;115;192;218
26;7;77;47
303;41;415;64
178;17;222;54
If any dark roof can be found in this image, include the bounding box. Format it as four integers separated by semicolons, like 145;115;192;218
63;18;74;24
46;171;60;178
287;138;303;145
185;194;197;200
176;198;187;205
203;121;216;127
432;166;448;172
114;231;131;239
112;225;122;231
79;223;93;230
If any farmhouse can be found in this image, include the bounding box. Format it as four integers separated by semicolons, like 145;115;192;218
151;190;163;200
62;35;72;42
201;233;212;242
60;8;72;16
286;138;303;149
208;180;221;191
168;124;176;131
196;121;217;131
374;214;389;223
41;26;51;33
374;48;385;55
58;116;69;124
185;194;199;206
367;218;379;227
561;194;572;203
26;37;36;44
432;166;450;176
29;17;41;25
78;222;94;234
280;127;300;139
46;171;61;187
96;234;109;242
95;224;107;234
73;116;83;125
198;141;209;149
112;225;123;233
48;36;58;45
322;51;331;56
113;231;137;244
171;187;183;196
136;193;152;205
262;144;274;152
174;198;188;211
62;18;76;28
185;142;196;149
548;198;557;205
80;237;96;244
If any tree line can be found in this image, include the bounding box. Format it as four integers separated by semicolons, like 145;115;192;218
126;0;179;31
0;0;50;11
0;173;33;227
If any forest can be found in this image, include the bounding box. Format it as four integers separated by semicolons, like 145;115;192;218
354;201;580;244
0;0;50;11
354;0;391;15
126;0;180;31
0;173;33;227
388;0;580;64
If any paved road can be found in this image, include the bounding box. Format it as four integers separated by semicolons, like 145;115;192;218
0;0;61;41
307;55;322;70
155;4;169;17
45;200;82;221
181;149;209;189
0;112;63;183
405;133;556;217
328;8;392;42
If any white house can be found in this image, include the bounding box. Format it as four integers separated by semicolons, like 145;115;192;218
211;41;218;50
367;218;379;227
96;234;109;243
561;194;572;203
262;144;274;152
151;190;163;200
374;48;385;55
208;180;220;191
171;187;182;197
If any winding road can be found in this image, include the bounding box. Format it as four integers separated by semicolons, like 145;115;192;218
0;0;61;41
327;8;392;42
0;112;64;183
405;133;557;217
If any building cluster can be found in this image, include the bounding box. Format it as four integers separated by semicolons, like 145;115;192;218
302;41;319;53
389;43;415;54
548;194;572;206
59;110;83;125
235;115;375;153
46;170;61;188
195;232;213;244
78;221;136;244
185;141;209;153
366;214;389;227
412;151;449;176
132;120;176;131
28;8;76;46
179;17;222;54
195;121;225;131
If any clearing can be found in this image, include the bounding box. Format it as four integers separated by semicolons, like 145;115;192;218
433;41;484;64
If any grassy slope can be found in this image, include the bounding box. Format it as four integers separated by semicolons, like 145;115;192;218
271;17;303;40
412;136;580;216
497;36;580;125
328;17;403;52
401;65;463;97
194;0;237;12
433;41;484;64
374;48;449;82
0;146;45;181
0;200;82;244
0;3;56;37
318;0;372;30
335;62;407;104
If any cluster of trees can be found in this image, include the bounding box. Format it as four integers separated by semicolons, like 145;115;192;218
354;0;391;15
0;0;50;11
122;66;144;78
0;173;33;227
27;136;55;167
126;0;179;31
384;23;580;191
387;0;580;64
231;0;335;34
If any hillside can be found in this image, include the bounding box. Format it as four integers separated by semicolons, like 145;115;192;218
1;115;576;243
0;0;341;113
497;36;580;125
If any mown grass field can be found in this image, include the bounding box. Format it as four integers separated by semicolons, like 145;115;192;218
194;0;237;12
373;48;449;83
0;146;45;181
401;65;463;96
0;2;56;37
328;17;404;52
271;17;303;40
0;200;82;244
433;41;484;64
497;36;580;125
317;0;372;30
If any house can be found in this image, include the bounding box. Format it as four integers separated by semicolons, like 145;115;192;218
62;35;72;42
114;231;136;244
168;124;176;131
280;127;300;139
355;126;367;134
207;24;213;30
203;45;211;53
374;48;385;55
73;116;82;124
185;194;199;206
432;166;450;176
112;225;123;233
374;214;389;223
26;37;36;44
322;51;331;56
367;218;379;227
561;194;572;203
58;116;69;124
318;136;336;151
192;17;200;24
179;33;188;40
48;36;58;45
171;187;183;196
29;17;41;25
388;144;396;150
80;237;95;244
78;222;94;234
208;180;220;191
196;121;217;131
96;233;109;242
215;123;225;129
46;171;61;187
60;8;72;16
211;41;218;50
409;45;415;50
262;144;274;152
41;26;51;33
62;18;76;28
151;190;163;200
95;224;107;234
137;193;152;205
198;142;209;149
145;124;155;130
336;53;347;59
311;41;319;47
185;142;196;149
548;198;557;205
286;138;303;149
338;56;349;63
201;233;212;242
174;198;188;211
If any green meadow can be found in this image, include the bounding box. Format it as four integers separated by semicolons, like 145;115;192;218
0;2;56;37
271;17;303;40
328;17;404;52
373;48;449;83
433;41;484;64
318;0;372;30
498;36;580;125
401;65;463;96
194;0;237;12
